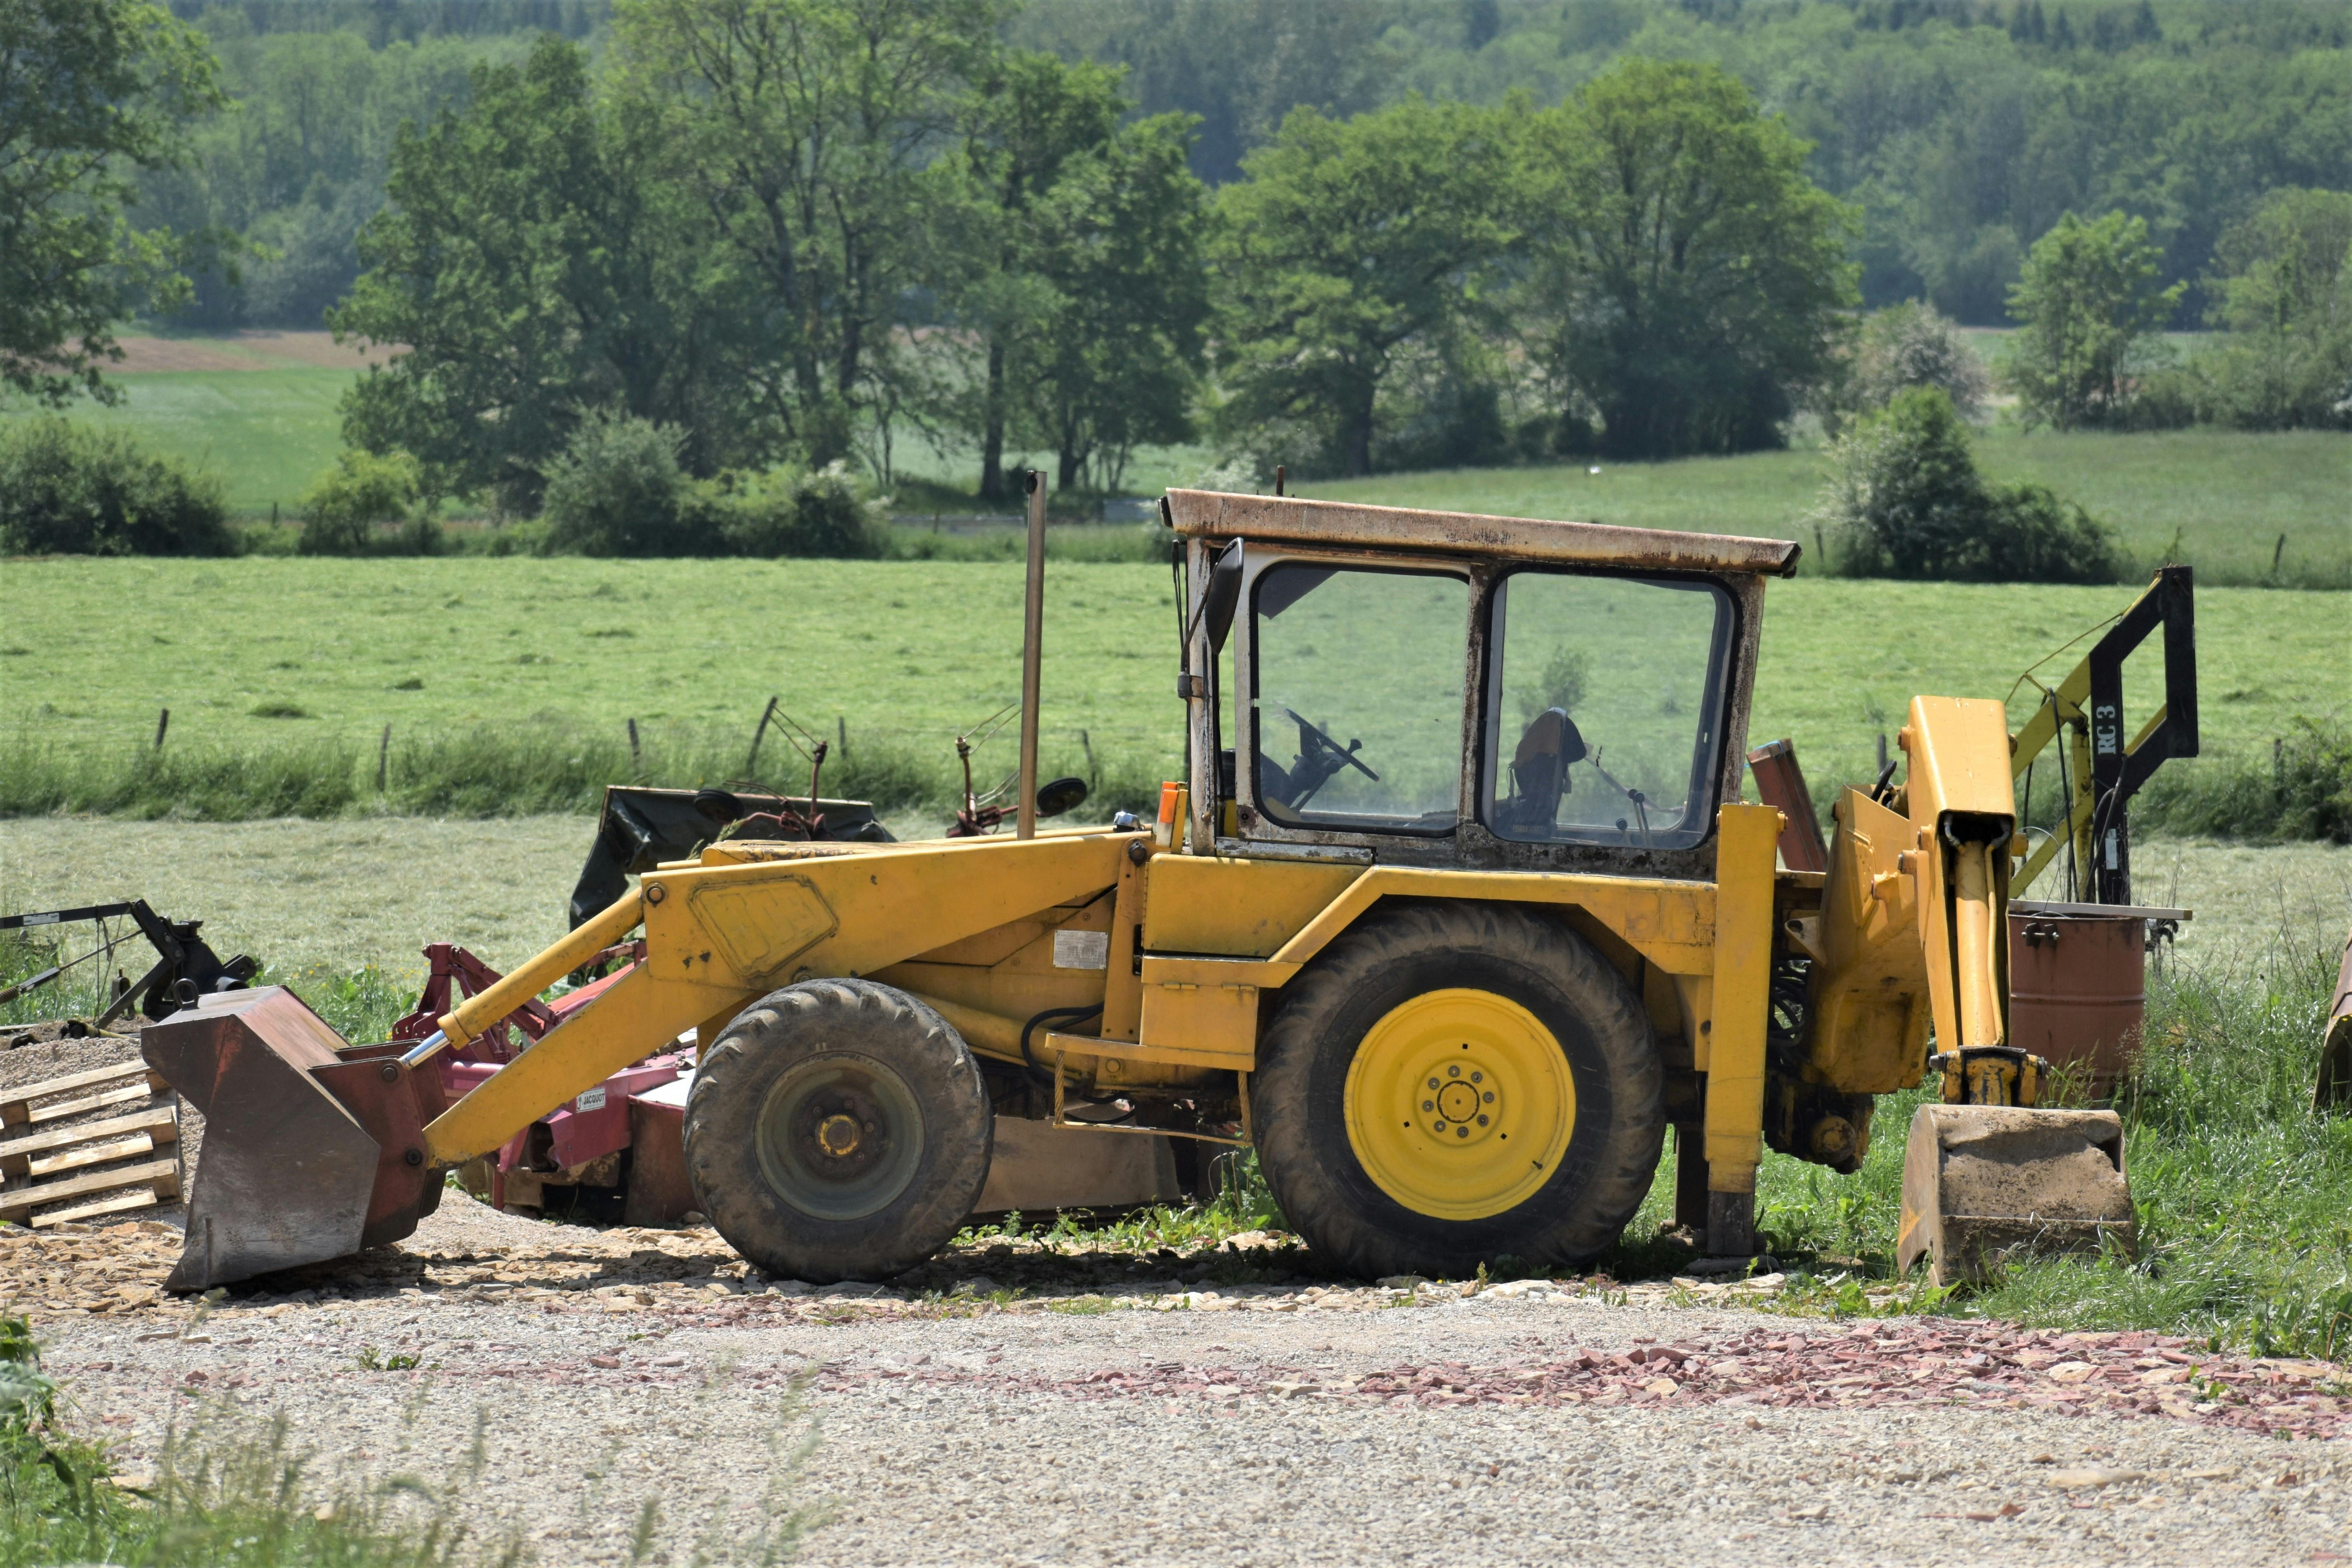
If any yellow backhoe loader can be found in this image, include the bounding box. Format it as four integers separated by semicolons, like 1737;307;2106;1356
145;487;2135;1292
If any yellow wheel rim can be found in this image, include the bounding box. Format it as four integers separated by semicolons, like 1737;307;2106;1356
1342;987;1575;1222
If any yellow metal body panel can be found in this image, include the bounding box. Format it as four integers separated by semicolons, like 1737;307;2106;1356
1261;866;1718;981
872;892;1116;1029
656;833;1126;990
1042;1030;1249;1075
1703;804;1784;1193
1138;961;1264;1065
1342;987;1575;1220
1142;855;1365;957
1803;788;1931;1094
1100;848;1152;1041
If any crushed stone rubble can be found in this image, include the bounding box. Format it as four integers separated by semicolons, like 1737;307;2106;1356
5;1205;2343;1446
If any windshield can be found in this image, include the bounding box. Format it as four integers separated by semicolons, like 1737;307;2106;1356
1484;570;1731;851
1251;563;1466;833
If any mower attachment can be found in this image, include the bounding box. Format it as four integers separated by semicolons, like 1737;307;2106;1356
1895;1105;2133;1286
144;987;444;1291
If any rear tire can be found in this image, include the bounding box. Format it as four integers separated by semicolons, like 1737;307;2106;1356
684;979;991;1283
1252;904;1662;1280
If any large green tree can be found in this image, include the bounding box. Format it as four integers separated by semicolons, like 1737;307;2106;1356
332;36;747;511
2001;209;2184;430
2196;187;2352;430
1011;105;1208;492
1517;58;1856;460
1210;95;1519;478
931;51;1207;496
614;0;1003;468
0;0;226;404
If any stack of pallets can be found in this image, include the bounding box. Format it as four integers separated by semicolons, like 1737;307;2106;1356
0;1059;183;1228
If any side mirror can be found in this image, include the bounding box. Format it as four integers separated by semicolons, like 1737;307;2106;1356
1202;539;1244;653
1035;776;1089;819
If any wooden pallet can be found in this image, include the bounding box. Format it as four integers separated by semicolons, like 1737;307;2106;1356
0;1060;182;1226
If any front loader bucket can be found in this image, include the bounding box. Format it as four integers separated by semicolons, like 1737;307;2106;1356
1895;1105;2134;1287
143;987;444;1291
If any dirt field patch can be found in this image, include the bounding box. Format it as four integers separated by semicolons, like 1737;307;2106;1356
101;331;402;374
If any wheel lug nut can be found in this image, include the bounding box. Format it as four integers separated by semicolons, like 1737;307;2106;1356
1456;1127;1468;1138
1470;1071;1482;1083
1483;1091;1494;1103
1428;1077;1440;1089
1477;1114;1489;1127
1422;1099;1435;1112
1448;1066;1461;1078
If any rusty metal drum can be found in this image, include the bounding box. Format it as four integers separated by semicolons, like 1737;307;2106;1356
2007;901;2189;1095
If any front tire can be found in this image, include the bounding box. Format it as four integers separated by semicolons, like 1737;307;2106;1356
684;979;991;1282
1252;904;1663;1279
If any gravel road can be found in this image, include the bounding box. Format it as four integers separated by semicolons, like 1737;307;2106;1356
11;1198;2346;1567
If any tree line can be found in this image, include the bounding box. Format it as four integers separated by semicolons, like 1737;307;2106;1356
128;0;2352;340
4;0;2345;552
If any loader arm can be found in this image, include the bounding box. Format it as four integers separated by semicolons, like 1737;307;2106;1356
419;832;1134;1165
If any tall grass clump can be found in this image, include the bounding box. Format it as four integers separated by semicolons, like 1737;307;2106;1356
3;1332;516;1568
0;736;360;820
2133;718;2352;845
1974;934;2352;1356
1708;922;2352;1354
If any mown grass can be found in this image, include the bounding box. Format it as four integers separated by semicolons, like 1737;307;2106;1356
0;368;356;518
2;560;2341;832
1313;425;2352;590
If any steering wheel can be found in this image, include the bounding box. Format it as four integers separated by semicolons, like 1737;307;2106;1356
1283;709;1379;780
1272;706;1378;810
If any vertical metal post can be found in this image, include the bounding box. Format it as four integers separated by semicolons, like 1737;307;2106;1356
1017;470;1047;840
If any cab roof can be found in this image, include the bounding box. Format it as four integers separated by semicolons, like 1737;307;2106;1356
1161;488;1802;578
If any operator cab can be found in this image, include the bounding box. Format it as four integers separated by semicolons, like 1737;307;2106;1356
1167;490;1798;879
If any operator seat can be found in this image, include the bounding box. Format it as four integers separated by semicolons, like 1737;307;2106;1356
1498;706;1586;835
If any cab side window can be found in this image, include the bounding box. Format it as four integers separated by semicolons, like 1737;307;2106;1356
1485;571;1730;850
1252;564;1467;833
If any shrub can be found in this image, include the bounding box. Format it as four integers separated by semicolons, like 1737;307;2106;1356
1817;387;2123;583
537;411;714;556
1840;301;1990;422
709;462;889;559
0;419;234;556
295;448;420;555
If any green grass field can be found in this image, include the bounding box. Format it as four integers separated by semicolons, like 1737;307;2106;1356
1315;426;2351;589
2;558;2340;822
3;367;354;517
